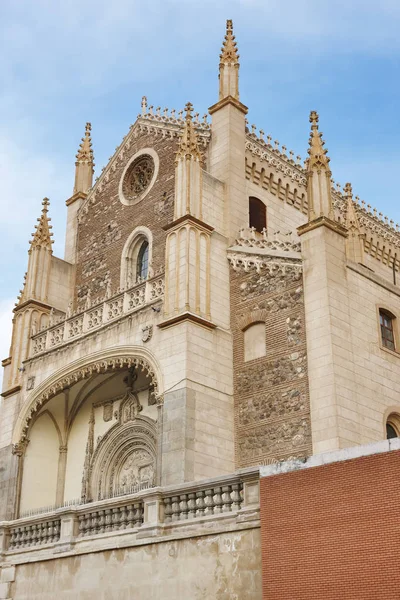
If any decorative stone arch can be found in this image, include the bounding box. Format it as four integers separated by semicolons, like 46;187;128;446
120;225;153;288
89;415;158;501
13;346;163;448
238;309;268;332
383;407;400;439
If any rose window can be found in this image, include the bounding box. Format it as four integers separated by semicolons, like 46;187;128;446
122;155;154;202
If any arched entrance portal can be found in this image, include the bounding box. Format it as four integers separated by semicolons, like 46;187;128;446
16;354;162;516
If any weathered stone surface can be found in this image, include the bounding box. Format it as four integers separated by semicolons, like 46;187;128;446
10;529;261;600
238;387;308;427
238;417;310;462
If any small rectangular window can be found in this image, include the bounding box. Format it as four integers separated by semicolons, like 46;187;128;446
380;311;395;351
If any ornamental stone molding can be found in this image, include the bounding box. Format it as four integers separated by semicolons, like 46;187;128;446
245;139;306;186
12;347;163;447
227;252;302;276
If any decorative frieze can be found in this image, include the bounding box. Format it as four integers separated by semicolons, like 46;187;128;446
228;252;302;277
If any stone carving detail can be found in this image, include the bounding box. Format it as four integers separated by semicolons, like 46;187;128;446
49;325;64;347
120;390;142;422
32;333;47;355
236;351;307;395
87;306;103;329
118;449;154;491
128;284;145;309
122;155;154;202
106;295;123;320
26;376;35;391
237;270;303;302
238;417;310;463
287;315;302;346
238;388;308;427
68;315;84;338
103;402;113;422
228;253;302;277
19;356;160;443
149;278;164;300
142;325;153;343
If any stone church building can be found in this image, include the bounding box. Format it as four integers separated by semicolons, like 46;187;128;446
1;20;400;599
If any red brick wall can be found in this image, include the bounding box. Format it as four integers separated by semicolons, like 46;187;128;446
260;449;400;599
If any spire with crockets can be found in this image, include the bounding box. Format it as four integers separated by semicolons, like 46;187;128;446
306;111;334;221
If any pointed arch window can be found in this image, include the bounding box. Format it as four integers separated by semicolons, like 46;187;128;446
120;227;153;289
249;197;266;233
137;241;149;281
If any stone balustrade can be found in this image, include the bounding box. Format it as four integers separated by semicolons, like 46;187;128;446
8;519;60;550
163;482;243;523
30;275;165;358
0;470;259;558
77;502;144;537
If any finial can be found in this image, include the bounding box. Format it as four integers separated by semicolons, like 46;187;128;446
218;19;240;100
141;96;147;116
176;101;202;162
30;198;54;251
344;182;353;200
76;122;94;164
307;110;330;171
345;182;360;231
185;102;194;121
220;19;239;65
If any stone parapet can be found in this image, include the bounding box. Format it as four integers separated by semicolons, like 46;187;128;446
0;468;259;565
29;274;165;358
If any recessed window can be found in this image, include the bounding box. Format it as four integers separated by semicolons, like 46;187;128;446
137;241;149;281
249;197;266;233
244;322;266;362
386;423;398;439
386;413;400;439
380;309;395;351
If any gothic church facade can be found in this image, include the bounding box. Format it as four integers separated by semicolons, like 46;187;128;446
1;20;399;599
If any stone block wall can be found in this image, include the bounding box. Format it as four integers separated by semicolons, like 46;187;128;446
6;528;261;599
230;263;312;467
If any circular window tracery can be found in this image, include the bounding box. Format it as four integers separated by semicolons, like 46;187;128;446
122;154;154;203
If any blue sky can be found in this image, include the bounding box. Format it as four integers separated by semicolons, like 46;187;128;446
1;0;400;379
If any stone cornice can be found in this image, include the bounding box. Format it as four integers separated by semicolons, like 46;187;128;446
1;385;21;399
2;357;12;367
208;95;248;115
65;191;87;207
158;312;216;331
14;299;52;314
162;214;214;233
297;216;348;238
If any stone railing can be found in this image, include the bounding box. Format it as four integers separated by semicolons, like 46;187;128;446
77;500;144;537
30;275;165;357
163;481;243;523
8;518;60;551
0;470;259;558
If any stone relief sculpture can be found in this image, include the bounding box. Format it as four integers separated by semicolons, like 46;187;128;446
81;367;157;502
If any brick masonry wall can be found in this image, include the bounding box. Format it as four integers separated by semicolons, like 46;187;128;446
230;262;312;468
260;449;400;599
75;132;178;305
